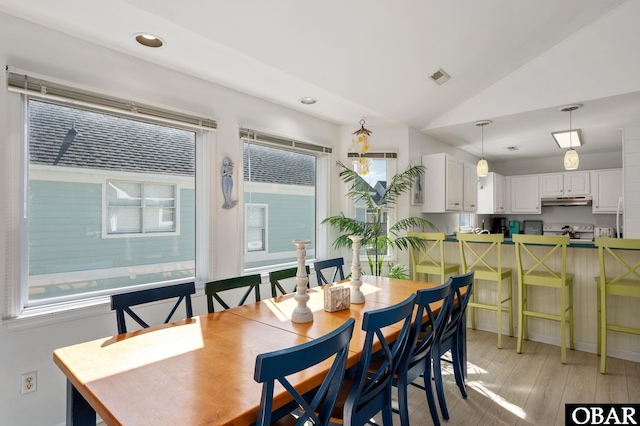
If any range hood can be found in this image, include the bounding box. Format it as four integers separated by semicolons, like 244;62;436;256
541;196;593;207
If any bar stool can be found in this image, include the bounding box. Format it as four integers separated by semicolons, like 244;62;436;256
408;232;459;284
595;237;640;374
457;233;513;348
513;234;574;363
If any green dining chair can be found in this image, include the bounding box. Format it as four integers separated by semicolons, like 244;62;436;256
205;274;262;313
595;237;640;374
269;265;311;298
408;232;459;284
513;234;574;363
457;232;513;348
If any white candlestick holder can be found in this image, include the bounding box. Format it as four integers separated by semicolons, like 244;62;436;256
348;235;365;304
291;239;313;323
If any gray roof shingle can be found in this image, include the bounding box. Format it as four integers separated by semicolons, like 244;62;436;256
29;100;195;176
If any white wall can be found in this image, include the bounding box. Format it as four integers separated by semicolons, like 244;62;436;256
492;150;622;176
0;12;340;426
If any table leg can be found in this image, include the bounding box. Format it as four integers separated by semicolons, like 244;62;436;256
66;380;96;426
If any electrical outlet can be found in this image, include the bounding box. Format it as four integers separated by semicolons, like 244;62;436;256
21;371;37;395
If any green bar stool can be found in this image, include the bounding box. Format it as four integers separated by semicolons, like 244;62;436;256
457;233;513;348
513;234;574;363
408;232;459;284
595;237;640;374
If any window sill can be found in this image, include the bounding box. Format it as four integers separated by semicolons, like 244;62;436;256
3;297;113;332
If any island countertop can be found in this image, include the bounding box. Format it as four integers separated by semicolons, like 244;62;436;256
444;234;596;248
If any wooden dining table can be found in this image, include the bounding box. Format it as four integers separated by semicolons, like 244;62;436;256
54;276;447;426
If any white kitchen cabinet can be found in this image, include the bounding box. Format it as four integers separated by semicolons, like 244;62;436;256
477;172;506;214
510;175;541;214
540;171;590;197
463;162;478;212
592;169;623;214
421;153;463;212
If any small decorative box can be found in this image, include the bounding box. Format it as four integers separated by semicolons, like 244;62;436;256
324;285;351;312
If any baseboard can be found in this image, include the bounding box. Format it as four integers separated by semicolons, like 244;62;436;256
468;322;640;364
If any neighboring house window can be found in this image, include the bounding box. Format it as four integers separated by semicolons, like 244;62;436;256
106;181;177;235
243;141;317;270
25;99;197;305
245;204;267;252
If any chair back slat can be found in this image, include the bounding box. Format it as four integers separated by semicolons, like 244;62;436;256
457;233;504;275
408;232;446;269
254;318;355;426
513;234;570;281
205;274;262;313
269;265;311;297
313;258;345;285
110;282;196;334
596;237;640;285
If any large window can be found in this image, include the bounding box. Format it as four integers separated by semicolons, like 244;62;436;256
26;99;197;304
243;142;317;270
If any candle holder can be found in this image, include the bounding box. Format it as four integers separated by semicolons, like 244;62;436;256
348;235;365;304
291;239;313;323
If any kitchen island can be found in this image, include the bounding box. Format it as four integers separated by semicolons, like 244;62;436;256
441;236;640;363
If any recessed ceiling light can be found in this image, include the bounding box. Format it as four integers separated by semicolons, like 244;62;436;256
299;97;317;105
134;33;165;48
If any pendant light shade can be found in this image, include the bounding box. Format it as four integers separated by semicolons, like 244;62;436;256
475;120;492;177
558;104;582;170
564;148;579;170
476;158;489;177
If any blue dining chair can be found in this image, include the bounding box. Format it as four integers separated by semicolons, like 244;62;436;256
269;265;311;298
394;281;453;426
432;270;474;421
313;257;345;285
253;318;355;426
333;294;416;425
205;274;262;313
110;281;196;334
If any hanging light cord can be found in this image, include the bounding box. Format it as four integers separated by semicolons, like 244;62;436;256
481;124;485;157
569;109;573;149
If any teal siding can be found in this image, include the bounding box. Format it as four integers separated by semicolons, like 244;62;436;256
244;191;315;269
28;180;195;299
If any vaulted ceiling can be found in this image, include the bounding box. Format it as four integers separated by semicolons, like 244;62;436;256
1;0;639;163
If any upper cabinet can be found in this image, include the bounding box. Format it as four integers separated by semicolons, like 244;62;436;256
463;162;478;212
591;169;623;214
540;171;590;197
422;153;473;213
477;172;506;214
509;175;541;214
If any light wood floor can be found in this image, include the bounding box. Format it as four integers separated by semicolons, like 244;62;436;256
380;328;640;425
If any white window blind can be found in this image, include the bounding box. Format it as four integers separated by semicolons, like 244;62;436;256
7;67;216;131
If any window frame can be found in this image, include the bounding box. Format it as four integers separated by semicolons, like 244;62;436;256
241;135;330;274
348;155;398;262
5;89;213;320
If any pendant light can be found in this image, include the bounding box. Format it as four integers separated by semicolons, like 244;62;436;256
560;104;582;170
351;119;372;175
475;120;492;177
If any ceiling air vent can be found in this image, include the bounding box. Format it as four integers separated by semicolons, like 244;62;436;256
429;68;451;85
508;146;519;151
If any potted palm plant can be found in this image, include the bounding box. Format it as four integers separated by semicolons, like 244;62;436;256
322;161;436;276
